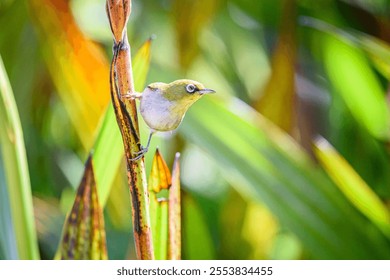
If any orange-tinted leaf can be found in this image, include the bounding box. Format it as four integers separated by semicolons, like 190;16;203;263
29;0;110;149
149;149;172;193
57;155;107;260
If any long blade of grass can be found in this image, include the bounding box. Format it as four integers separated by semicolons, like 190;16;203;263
56;155;107;260
182;96;390;259
0;55;39;259
314;137;390;237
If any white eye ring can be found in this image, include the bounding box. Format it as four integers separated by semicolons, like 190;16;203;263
186;84;196;93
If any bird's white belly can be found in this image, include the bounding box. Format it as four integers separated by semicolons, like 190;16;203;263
140;91;183;131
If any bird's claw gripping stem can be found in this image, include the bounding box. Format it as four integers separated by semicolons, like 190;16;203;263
129;146;148;161
129;132;154;161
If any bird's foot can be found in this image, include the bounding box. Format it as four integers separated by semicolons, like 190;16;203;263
129;146;149;161
122;92;142;100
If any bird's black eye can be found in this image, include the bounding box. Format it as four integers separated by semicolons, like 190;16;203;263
185;84;197;94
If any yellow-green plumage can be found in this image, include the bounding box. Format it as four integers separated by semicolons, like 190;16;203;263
140;79;214;131
128;79;214;160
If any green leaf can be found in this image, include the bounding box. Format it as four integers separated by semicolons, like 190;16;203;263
358;35;390;79
181;96;390;259
133;37;153;93
93;105;123;206
301;17;390;140
323;35;390;140
29;0;111;150
0;55;39;259
182;194;215;260
314;137;390;237
301;16;390;80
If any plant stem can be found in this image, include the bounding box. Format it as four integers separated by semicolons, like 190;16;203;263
106;0;154;259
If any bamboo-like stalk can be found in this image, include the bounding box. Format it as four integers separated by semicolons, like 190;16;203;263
168;153;181;259
106;0;154;259
0;56;40;259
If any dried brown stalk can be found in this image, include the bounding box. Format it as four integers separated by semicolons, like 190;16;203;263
106;0;154;260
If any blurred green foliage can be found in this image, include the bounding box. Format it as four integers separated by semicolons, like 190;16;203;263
1;0;390;259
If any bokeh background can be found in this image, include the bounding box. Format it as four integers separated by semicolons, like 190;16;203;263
1;0;390;259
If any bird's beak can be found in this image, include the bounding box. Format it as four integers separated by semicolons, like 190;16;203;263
198;88;215;95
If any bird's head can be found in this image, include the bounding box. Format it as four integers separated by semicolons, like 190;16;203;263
148;79;215;107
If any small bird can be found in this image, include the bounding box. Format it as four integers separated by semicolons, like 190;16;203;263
125;79;215;160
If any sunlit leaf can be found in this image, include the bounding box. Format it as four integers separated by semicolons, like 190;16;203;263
133;37;153;92
314;137;390;237
29;0;110;149
322;35;390;140
301;16;390;140
304;17;390;79
181;96;390;259
56;155;107;260
0;55;39;260
242;202;279;259
220;190;280;259
359;36;390;79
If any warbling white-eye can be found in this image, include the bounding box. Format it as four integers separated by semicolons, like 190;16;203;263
125;79;215;160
